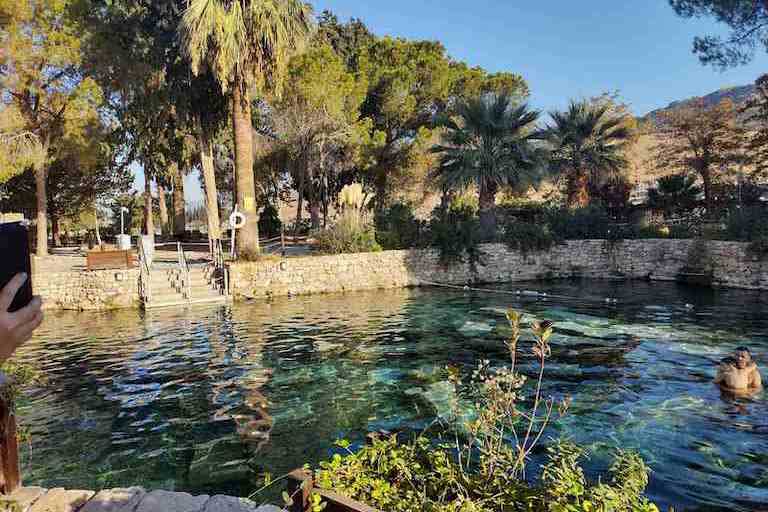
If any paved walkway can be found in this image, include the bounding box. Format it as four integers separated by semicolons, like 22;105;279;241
3;487;282;512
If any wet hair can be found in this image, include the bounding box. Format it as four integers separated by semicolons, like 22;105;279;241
735;346;751;355
720;356;737;366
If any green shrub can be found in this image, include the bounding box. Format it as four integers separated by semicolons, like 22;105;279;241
427;205;484;269
724;206;768;242
375;202;422;250
314;211;382;255
258;203;283;239
503;219;556;254
309;311;659;512
546;206;613;240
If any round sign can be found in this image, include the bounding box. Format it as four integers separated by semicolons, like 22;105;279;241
229;211;246;229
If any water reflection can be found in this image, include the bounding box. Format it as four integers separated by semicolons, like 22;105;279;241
13;281;768;511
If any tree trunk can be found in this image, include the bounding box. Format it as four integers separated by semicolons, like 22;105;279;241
198;119;221;241
232;82;260;255
34;166;48;256
478;181;498;239
568;170;590;208
309;201;321;230
701;167;713;216
144;174;155;238
171;164;186;239
94;203;101;247
51;213;61;247
157;182;169;237
295;177;304;235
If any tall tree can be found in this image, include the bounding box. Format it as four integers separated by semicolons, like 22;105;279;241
431;94;544;237
80;0;229;245
273;44;370;229
541;100;633;207
653;99;744;214
359;37;455;210
171;163;186;238
669;0;768;68
180;0;314;256
743;73;768;181
3;0;106;255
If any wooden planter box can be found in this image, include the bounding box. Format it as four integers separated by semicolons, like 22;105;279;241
287;470;382;512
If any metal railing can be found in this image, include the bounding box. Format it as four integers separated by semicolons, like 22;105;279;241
211;238;230;297
137;238;152;305
177;241;191;301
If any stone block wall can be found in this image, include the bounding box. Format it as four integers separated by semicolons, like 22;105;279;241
229;240;768;300
34;269;140;311
31;240;768;310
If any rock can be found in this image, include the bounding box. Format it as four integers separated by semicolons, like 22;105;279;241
5;486;47;512
29;488;95;512
202;495;261;512
80;487;146;512
254;506;283;512
135;490;209;512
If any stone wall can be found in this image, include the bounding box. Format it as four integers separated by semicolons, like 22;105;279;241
34;269;140;311
32;240;768;310
229;240;768;300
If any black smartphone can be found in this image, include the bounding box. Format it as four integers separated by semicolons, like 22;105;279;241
0;222;33;312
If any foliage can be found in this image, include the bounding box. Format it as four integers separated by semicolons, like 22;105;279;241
652;99;744;215
258;204;283;239
669;0;768;68
541;100;633;207
743;74;768;182
723;206;768;256
273;43;372;229
502;219;556;254
312;312;659;512
647;173;702;216
546;206;614;240
314;207;381;255
359;37;456;208
427;205;484;269
375;202;422;250
431;94;545;237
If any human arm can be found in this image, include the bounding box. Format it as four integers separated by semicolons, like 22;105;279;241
0;274;43;363
749;367;763;391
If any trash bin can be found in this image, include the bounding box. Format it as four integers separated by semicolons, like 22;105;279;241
117;234;131;250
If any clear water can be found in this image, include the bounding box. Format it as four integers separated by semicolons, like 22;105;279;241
14;280;768;511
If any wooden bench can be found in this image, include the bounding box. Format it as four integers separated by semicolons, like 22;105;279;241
86;250;137;271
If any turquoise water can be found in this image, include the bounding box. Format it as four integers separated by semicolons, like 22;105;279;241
14;280;768;511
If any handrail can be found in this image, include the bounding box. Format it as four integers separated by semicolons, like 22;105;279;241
177;241;191;301
210;238;230;297
137;238;152;304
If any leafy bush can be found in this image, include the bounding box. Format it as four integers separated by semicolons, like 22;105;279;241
723;206;768;242
314;210;382;255
375;202;422;250
546;206;613;240
427;205;484;269
503;219;556;254
258;203;283;239
310;311;659;512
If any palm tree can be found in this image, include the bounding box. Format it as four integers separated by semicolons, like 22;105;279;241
648;173;702;217
179;0;313;255
542;100;632;207
431;94;544;237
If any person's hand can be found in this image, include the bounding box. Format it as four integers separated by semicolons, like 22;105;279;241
0;273;43;363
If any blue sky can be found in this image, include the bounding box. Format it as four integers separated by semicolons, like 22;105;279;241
139;0;768;202
311;0;768;115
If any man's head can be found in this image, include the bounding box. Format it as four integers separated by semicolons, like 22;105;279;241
734;347;752;369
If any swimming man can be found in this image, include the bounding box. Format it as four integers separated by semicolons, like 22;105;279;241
715;347;762;395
